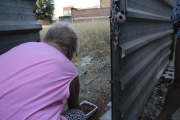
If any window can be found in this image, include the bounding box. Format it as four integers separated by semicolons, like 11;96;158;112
64;11;68;15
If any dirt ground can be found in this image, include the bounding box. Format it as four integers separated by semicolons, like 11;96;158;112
62;52;111;120
138;61;180;120
79;62;111;120
138;78;170;120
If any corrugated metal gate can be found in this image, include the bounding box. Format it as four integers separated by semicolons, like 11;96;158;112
0;0;42;55
111;0;176;120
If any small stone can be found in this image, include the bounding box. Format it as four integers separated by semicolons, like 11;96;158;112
143;109;149;114
98;59;103;62
97;66;101;69
106;102;111;110
82;70;87;75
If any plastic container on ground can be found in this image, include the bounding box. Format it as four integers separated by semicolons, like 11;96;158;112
80;101;98;119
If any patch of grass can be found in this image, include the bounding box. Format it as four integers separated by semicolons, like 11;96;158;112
73;20;110;60
40;25;51;41
39;20;110;62
73;20;110;50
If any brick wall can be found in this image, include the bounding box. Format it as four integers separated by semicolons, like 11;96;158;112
71;8;110;23
74;18;109;23
38;19;49;26
72;8;110;18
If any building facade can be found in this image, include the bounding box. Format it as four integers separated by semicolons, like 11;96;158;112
63;5;74;16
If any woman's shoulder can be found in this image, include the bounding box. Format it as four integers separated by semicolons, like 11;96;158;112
56;57;78;74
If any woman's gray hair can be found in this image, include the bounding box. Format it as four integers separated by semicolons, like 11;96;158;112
44;22;80;55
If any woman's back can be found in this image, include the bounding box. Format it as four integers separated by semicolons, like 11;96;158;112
0;42;78;120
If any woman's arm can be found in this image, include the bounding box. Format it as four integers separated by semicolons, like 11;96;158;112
67;76;81;110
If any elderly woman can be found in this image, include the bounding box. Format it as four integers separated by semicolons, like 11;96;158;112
0;22;86;120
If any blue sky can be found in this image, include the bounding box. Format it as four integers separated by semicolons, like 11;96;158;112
54;0;100;18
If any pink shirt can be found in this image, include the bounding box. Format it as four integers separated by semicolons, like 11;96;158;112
0;42;78;120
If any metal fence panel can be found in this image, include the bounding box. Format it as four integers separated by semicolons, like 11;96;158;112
0;0;42;55
111;0;176;119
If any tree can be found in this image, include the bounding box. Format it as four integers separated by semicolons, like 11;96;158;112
36;0;55;23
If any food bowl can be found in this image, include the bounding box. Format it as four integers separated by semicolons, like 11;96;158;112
80;101;98;119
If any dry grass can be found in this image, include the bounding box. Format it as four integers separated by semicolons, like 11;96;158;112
39;25;52;41
39;20;110;62
73;20;110;50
